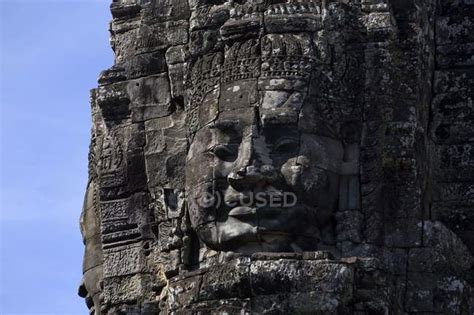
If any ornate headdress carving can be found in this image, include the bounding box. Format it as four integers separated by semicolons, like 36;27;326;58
187;52;223;132
265;1;322;16
261;34;316;80
190;53;222;81
222;39;261;84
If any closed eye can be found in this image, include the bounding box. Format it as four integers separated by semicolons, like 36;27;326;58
213;144;238;162
274;138;299;153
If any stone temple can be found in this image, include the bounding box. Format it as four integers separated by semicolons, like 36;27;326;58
78;0;474;314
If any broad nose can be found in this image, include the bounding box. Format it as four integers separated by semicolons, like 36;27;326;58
227;129;278;189
228;164;278;190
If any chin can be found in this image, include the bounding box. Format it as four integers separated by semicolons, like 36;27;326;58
200;212;320;253
212;232;320;254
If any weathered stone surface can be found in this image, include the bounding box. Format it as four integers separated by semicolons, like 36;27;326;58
80;1;474;313
164;255;390;314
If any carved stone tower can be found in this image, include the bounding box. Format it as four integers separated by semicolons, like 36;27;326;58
79;1;474;314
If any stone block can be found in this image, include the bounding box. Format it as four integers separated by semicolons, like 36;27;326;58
432;120;474;144
125;149;148;192
434;182;474;203
95;83;131;121
144;114;187;189
437;42;474;68
384;219;422;248
182;298;251;314
422;221;473;275
381;248;408;276
251;294;289;314
437;0;474;16
458;230;474;254
110;2;142;20
431;92;474;122
157;249;181;280
189;4;230;31
167;63;187;101
286;291;352;314
145;149;187;189
432;201;474;232
436;15;474;46
111;21;188;63
145;0;190;23
435;143;474;181
123;51;168;80
158;219;183;252
434;276;473;315
219;80;258;111
335;210;363;243
405;272;436;312
127;74;174;123
103;244;148;277
166;271;203;311
199;258;251;300
250;259;354;297
220;6;262;41
264;2;323;33
434;68;474;94
102;274;153;307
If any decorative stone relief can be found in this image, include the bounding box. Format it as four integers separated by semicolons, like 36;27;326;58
79;1;474;314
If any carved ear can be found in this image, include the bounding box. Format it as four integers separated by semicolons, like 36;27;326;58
181;207;202;267
339;142;360;211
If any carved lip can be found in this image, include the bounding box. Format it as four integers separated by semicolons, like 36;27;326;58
228;206;257;218
228;205;294;219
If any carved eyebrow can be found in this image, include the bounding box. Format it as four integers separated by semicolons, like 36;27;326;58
210;120;241;131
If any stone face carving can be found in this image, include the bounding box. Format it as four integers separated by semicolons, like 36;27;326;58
185;34;344;253
80;0;474;314
78;180;103;315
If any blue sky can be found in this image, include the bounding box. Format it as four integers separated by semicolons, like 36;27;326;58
1;0;113;313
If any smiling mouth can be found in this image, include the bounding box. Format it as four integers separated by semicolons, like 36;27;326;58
228;206;256;218
227;205;299;221
216;203;320;252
